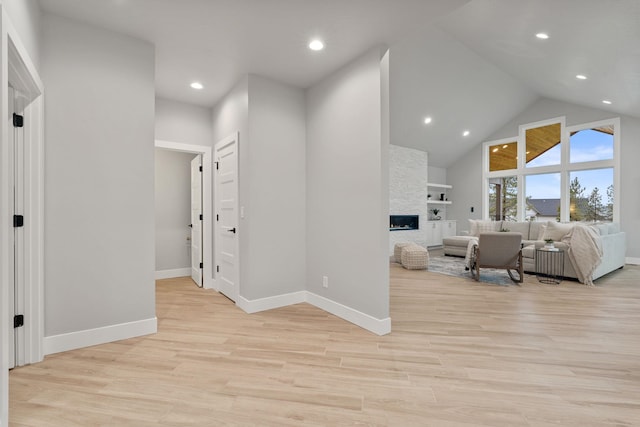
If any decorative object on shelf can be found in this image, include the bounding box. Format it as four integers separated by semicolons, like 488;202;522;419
440;193;445;201
430;208;441;220
427;193;432;200
500;228;510;232
544;239;555;249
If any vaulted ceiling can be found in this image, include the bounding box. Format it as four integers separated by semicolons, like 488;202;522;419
39;0;640;168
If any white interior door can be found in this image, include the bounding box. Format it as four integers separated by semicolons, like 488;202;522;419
190;155;203;287
215;134;239;302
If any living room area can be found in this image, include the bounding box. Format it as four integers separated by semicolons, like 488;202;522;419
390;98;637;287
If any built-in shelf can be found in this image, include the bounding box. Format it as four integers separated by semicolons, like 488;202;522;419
427;182;452;205
427;183;452;189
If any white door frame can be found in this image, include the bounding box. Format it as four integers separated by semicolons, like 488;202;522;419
1;9;45;426
155;140;214;290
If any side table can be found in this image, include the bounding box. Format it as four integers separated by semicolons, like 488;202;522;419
535;247;564;284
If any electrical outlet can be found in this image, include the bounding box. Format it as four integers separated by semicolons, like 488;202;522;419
322;276;329;288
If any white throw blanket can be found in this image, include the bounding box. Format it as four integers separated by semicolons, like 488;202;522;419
464;237;479;269
562;225;603;286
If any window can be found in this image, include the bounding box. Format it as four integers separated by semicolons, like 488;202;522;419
488;141;517;171
483;118;619;223
526;123;561;168
569;168;614;222
525;173;560;222
570;126;614;163
489;176;517;221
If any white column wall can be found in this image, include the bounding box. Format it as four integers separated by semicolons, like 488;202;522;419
244;75;306;299
42;14;156;338
306;47;390;324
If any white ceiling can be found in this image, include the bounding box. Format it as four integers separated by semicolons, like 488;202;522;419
38;0;640;168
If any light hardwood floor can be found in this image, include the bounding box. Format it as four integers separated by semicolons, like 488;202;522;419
9;262;640;426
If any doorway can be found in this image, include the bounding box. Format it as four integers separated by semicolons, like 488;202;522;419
3;39;45;370
2;26;46;425
154;140;213;289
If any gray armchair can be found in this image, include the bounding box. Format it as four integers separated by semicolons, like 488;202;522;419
469;232;523;283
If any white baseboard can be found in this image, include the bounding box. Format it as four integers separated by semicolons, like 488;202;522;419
625;257;640;265
155;268;191;280
237;291;307;314
236;290;391;335
305;292;391;336
43;317;157;355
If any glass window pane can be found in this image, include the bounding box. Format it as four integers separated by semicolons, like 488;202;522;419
525;173;560;222
489;141;517;171
569;168;614;222
489;176;517;221
526;123;561;168
570;126;614;163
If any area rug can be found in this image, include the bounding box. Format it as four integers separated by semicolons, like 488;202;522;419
427;254;530;286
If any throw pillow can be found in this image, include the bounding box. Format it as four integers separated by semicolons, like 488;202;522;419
477;221;496;234
536;224;547;240
542;221;574;242
469;220;497;236
594;223;608;236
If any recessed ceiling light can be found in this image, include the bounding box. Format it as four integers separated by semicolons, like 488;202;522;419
424;116;432;124
535;33;549;39
502;144;508;149
309;39;324;51
190;82;204;90
463;130;470;137
602;100;612;105
492;148;499;153
576;74;587;80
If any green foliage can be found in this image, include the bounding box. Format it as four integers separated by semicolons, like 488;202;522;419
489;176;517;221
570;177;613;222
569;177;585;221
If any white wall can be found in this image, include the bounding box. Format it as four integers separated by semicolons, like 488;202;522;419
389;144;429;252
244;75;306;299
2;0;41;69
428;165;446;184
447;143;483;233
155;97;212;146
155;150;194;271
306;47;390;322
448;97;640;258
42;14;156;336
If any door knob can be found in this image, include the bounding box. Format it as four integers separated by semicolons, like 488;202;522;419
228;227;236;234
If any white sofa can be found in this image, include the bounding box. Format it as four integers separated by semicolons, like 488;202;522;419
443;220;626;282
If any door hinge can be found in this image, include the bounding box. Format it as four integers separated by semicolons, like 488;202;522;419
14;314;24;328
13;215;24;228
199;214;203;221
13;113;24;128
200;262;203;269
216;214;219;221
199;165;203;172
216;265;220;273
215;161;219;170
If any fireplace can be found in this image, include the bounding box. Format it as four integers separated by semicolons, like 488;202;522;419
389;215;419;231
